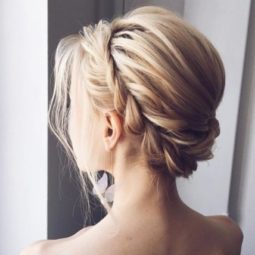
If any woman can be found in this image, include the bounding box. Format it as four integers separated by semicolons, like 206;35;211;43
21;5;243;255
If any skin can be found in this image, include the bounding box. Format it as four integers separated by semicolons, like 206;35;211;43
20;81;244;255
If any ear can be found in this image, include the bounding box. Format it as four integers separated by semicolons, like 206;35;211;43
103;111;123;152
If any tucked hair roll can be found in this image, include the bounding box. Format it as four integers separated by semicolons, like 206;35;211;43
48;5;225;224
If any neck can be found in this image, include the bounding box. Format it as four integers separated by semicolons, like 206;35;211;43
104;160;189;228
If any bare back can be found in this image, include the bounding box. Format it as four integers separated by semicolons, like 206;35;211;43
23;214;243;255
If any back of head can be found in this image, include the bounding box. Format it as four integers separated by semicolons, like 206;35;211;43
77;5;225;178
49;5;225;192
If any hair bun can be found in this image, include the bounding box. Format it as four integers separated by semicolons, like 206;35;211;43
208;117;220;138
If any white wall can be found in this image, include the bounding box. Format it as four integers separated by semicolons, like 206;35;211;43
0;1;48;254
230;0;255;253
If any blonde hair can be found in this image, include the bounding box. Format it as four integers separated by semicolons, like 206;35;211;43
48;6;225;226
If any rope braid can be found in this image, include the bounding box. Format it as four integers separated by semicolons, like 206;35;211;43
105;21;147;136
78;6;224;179
103;22;185;178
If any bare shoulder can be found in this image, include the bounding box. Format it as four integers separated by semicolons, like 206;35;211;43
207;214;244;255
19;240;51;255
207;214;244;240
19;226;93;255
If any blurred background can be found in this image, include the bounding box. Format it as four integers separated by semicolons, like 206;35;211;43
0;0;254;254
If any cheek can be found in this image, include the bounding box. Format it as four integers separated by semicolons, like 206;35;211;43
68;103;94;171
68;97;107;172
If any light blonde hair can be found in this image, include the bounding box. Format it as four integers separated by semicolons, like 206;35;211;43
48;5;225;226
